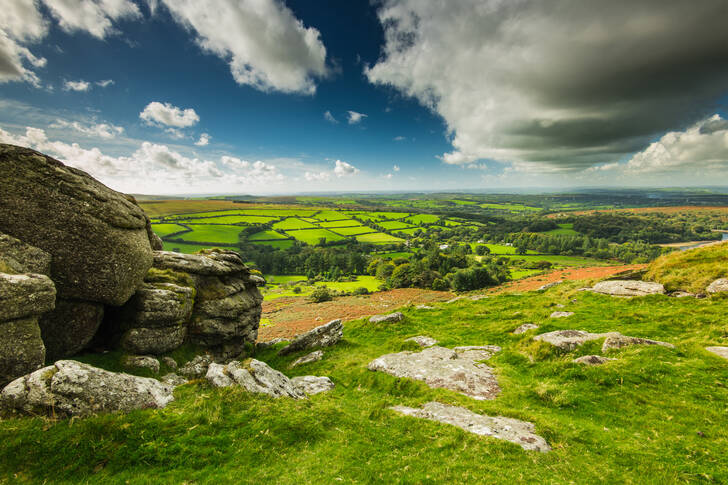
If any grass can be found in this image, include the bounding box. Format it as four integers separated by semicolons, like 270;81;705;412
313;210;351;221
262;276;381;300
317;220;361;228
273;218;317;231
3;284;728;483
510;269;543;279
286;229;346;245
378;221;413;230
151;223;188;237
264;275;307;284
374;251;414;260
405;214;440;225
186;215;279;225
247;230;289;241
480;202;541;212
161;241;219;254
139;200;245;217
545;223;579;236
176;225;242;245
645;242;728;292
392;228;421;236
503;254;608;267
331;226;376;236
355;233;405;244
252;240;294;250
478;244;538;255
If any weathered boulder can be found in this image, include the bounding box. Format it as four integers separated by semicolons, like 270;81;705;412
369;312;404;324
706;346;728;360
1;360;174;417
706;278;728;294
121;355;160;374
161;373;188;387
405;336;439;347
278;319;343;356
162;356;178;371
591;280;665;297
290;375;334;396
549;311;574;318
534;330;674;352
289;350;324;368
39;299;104;361
513;323;539;334
179;354;213;379
390;402;550;452
0;273;56;321
573;355;615;365
368;345;501;400
206;359;306;399
601;335;675;352
0;232;52;275
0;144;154;306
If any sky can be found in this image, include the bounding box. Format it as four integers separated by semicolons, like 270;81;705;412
1;0;728;195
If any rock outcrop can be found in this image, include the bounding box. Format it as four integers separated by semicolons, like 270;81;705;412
706;278;728;294
706;346;728;360
290;375;334;396
206;359;306;399
549;311;574;318
390;402;550;452
368;345;501;400
369;312;405;324
590;280;665;297
278;319;343;356
534;330;674;352
513;323;539;334
1;360;174;417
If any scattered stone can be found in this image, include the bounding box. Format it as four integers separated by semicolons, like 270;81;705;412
405;336;439;347
205;359;306;399
706;347;728;360
601;335;675;352
179;354;213;379
161;373;187;387
416;305;434;310
469;295;489;301
121;355;160;374
278;319;343;356
369;312;404;324
291;376;335;396
389;402;550;452
162;357;178;371
670;291;696;298
256;338;289;351
549;311;574;318
1;360;174;417
554;303;565;308
573;355;615;365
446;296;465;304
590;280;665;297
368;346;501;400
706;278;728;294
538;281;562;291
289;350;324;368
513;323;539;334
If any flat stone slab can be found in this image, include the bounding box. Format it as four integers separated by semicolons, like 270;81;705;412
549;311;574;318
573;355;615;365
369;312;404;324
291;376;334;396
513;323;539;334
289;350;324;368
591;280;665;297
706;346;728;360
405;336;439;347
278;319;342;356
390;402;550;452
534;330;674;352
368;346;501;400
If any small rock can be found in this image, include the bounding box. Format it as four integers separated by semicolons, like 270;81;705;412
591;280;665;297
291;376;334;396
538;281;562;291
390;402;550;452
601;335;675;352
670;291;696;298
179;354;213;379
161;373;188;387
534;330;618;351
469;295;488;301
256;338;289;351
706;278;728;294
161;357;178;371
554;303;565;308
549;311;574;318
289;350;324;368
369;312;404;324
206;359;306;399
706;346;728;360
405;336;439;347
513;323;539;334
573;355;615;365
121;355;160;374
278;319;343;356
416;305;434;310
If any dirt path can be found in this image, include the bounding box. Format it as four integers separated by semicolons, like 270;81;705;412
259;288;453;341
490;264;647;293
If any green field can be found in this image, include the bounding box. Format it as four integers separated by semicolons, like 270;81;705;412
392;228;421;236
313;210;351;221
355;232;405;244
331;226;377;236
442;220;462;226
176;225;242;245
252;240;295;250
504;254;606;267
262;275;381;300
287;228;346;245
405;214;441;225
476;244;539;255
378;220;414;230
273;218;318;231
151;223;188;237
545;223;579;236
247;230;289;241
480;203;542;212
264;275;307;284
161;241;218;254
190;215;278;225
317;219;361;228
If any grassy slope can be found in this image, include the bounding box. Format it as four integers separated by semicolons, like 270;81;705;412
2;284;728;483
645;242;728;292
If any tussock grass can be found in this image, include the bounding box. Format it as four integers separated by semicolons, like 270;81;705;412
645;242;728;292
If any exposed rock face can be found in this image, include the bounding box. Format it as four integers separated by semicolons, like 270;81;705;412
161;373;188;387
368;346;501;400
513;323;539;334
0;272;55;387
179;354;213;379
39;299;104;361
706;278;728;294
573;355;614;365
369;312;404;324
121;355;161;374
706;346;728;360
591;280;665;297
289;350;324;368
0;144;154;306
405;336;439;347
549;311;574;318
206;359;306;399
291;376;334;396
1;360;174;417
278;319;343;356
390;402;550;452
534;330;674;352
0;233;52;275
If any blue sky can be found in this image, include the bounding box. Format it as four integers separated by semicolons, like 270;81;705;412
1;0;728;194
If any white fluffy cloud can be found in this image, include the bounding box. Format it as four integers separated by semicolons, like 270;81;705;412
347;111;366;125
393;164;400;172
366;0;728;171
50;119;124;139
333;159;359;177
158;0;329;94
44;0;140;39
140;102;199;128
304;171;330;182
63;80;90;91
96;79;114;87
195;133;211;146
324;110;338;124
626;115;728;174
